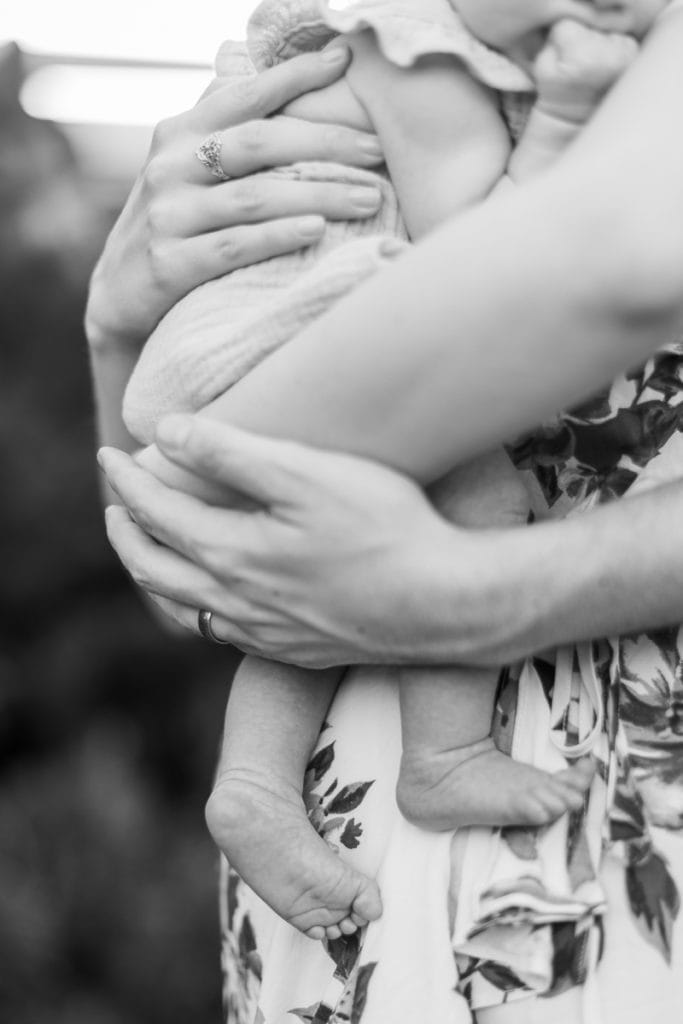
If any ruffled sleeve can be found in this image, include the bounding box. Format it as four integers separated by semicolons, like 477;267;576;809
320;0;533;91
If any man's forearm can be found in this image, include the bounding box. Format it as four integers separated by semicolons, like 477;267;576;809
446;480;683;666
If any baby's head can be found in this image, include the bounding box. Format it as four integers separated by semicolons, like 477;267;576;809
457;0;668;57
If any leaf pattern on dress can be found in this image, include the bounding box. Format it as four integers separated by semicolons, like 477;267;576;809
326;782;374;815
626;840;681;963
504;344;683;997
328;931;363;984
478;960;530;992
566;811;597;892
340;819;363;850
350;963;377;1024
308;742;336;783
291;1004;319;1023
304;741;374;851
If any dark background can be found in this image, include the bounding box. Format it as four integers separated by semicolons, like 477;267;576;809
0;43;239;1024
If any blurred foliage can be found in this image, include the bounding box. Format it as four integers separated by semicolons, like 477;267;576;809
0;43;237;1023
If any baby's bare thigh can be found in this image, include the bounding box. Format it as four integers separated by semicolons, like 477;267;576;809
282;72;373;132
429;450;530;529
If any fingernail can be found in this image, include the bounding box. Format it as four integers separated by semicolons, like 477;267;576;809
322;45;349;64
296;215;325;240
357;135;382;158
350;187;381;211
97;446;115;468
156;414;192;449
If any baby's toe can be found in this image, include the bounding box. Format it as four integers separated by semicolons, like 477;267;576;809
518;790;561;826
352;883;382;923
553;781;588;813
338;917;359;935
537;784;575;820
325;924;343;941
307;926;326;941
560;757;597;791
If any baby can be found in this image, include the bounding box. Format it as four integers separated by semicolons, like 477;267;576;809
127;0;655;942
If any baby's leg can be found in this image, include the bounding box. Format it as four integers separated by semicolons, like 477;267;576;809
396;451;595;831
207;656;382;940
509;20;638;182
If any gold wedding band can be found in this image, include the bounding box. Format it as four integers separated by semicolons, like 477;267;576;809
197;608;230;644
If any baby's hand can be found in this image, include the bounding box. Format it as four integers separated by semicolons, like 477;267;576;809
535;19;639;125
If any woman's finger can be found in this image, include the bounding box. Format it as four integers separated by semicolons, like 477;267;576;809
195;117;382;181
154;416;319;507
183;175;383;235
137;216;327;298
193;47;351;133
174;216;328;283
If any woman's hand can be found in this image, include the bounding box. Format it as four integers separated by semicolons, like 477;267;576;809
98;415;514;668
85;46;384;351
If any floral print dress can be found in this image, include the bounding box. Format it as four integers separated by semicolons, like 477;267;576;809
219;344;683;1024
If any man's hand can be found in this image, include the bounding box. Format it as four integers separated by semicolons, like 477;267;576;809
98;415;508;668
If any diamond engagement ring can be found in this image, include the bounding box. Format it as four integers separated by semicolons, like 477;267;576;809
198;608;230;644
195;132;231;181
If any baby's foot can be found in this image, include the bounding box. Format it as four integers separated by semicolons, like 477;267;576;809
205;768;382;941
397;737;595;830
535;19;639;125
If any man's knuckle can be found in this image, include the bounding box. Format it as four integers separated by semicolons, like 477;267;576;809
198;446;226;478
188;533;220;572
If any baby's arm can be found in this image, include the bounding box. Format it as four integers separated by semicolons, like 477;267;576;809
508;21;639;181
344;31;511;236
